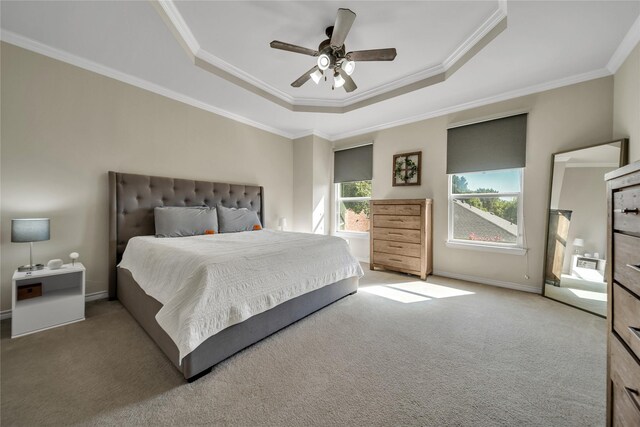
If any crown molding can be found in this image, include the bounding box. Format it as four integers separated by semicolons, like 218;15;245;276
607;13;640;73
325;68;611;141
0;30;297;139
154;0;508;113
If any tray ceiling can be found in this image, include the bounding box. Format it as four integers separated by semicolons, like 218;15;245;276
1;1;639;139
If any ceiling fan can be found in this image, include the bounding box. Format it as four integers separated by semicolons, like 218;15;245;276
270;8;397;93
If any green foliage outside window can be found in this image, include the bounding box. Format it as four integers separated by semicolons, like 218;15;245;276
340;181;372;216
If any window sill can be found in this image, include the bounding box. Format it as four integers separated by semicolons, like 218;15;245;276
446;240;527;255
334;231;370;240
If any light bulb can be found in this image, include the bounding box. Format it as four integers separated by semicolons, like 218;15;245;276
310;69;323;84
317;54;331;71
334;72;345;88
341;60;355;76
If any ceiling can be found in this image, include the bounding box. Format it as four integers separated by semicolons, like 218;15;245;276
1;1;639;140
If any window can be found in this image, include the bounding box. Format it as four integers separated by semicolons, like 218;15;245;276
336;181;371;233
448;168;523;249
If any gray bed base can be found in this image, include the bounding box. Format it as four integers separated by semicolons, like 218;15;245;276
109;171;358;381
118;268;358;381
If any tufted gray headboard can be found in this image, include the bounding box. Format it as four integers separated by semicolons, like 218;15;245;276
108;171;264;299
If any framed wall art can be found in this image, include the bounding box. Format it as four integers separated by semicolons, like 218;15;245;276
393;151;422;186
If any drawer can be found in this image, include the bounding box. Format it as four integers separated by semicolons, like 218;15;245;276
373;252;421;272
613;282;640;361
373;240;421;258
614;232;640;297
372;228;421;244
371;204;422;216
610;335;640;425
396;205;421;216
613;186;640;234
373;215;421;230
372;204;396;215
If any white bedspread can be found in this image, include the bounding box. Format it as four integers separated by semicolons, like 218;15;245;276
118;230;363;361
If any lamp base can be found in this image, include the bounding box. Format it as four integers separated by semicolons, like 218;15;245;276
18;264;44;272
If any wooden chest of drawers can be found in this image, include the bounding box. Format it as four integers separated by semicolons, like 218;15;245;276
606;162;640;426
369;199;432;279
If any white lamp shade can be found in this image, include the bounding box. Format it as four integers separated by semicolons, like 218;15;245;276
317;54;330;71
11;218;50;242
310;69;323;84
334;73;345;88
278;217;287;228
572;238;584;247
341;60;355;76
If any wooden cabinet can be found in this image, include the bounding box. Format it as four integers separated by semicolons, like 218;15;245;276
369;199;432;279
606;162;640;426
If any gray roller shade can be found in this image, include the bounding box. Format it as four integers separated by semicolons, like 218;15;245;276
447;114;527;174
334;144;373;183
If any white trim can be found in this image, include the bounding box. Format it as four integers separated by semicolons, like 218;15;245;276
445;240;527;256
0;290;108;320
328;68;610;141
607;14;640;74
0;30;297;140
156;0;200;54
156;0;507;109
356;256;371;264
433;270;539;293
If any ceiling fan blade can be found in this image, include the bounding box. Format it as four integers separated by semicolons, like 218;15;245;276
347;48;397;62
291;66;320;87
270;40;318;57
337;68;357;93
330;8;356;48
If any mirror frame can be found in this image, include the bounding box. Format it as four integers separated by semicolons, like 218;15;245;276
541;138;629;317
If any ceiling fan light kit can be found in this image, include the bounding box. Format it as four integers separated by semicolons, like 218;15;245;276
270;8;397;93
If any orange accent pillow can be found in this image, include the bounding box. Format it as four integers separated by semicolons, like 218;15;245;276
204;229;216;235
253;224;262;231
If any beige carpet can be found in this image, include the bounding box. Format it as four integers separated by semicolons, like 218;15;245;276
1;265;606;426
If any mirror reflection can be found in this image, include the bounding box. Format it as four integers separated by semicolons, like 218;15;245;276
544;141;626;316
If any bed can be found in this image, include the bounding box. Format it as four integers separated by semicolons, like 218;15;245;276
108;171;360;381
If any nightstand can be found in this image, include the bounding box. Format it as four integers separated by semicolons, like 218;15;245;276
11;263;85;338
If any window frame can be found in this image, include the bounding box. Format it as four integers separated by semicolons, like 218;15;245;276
447;168;526;254
334;181;372;237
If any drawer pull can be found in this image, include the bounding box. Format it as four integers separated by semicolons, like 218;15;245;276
629;326;640;341
389;245;402;249
615;208;639;215
626;264;640;273
388;232;402;236
388;219;402;222
625;387;640;413
389;258;402;262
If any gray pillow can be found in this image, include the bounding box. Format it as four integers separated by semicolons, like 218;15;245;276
217;205;262;233
154;206;218;238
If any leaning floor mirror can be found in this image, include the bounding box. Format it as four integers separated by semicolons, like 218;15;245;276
543;139;628;317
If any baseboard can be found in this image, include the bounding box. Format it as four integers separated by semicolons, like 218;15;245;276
357;257;371;264
0;290;109;320
433;270;540;294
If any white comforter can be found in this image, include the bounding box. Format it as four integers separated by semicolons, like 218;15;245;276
118;230;363;361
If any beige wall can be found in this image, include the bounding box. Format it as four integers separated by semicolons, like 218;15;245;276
292;135;332;234
334;77;615;291
613;42;640;162
0;43;294;311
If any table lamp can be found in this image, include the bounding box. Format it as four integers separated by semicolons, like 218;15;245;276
572;237;584;255
11;218;50;272
278;217;287;231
